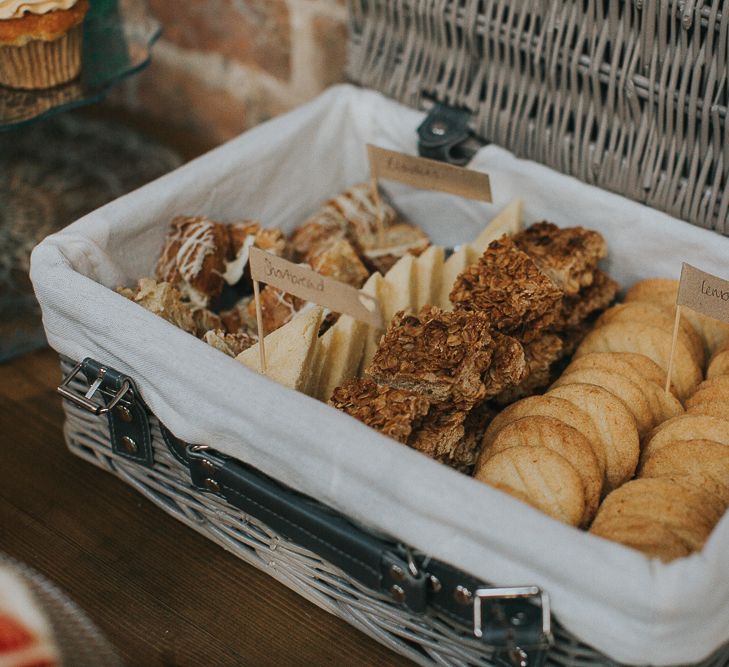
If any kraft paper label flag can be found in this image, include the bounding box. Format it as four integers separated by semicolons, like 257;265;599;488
676;262;729;324
367;144;492;202
249;247;382;328
665;262;729;393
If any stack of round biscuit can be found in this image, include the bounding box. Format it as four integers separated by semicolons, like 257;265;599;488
474;278;729;561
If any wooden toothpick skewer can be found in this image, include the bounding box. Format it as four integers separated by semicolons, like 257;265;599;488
665;305;681;394
252;279;267;374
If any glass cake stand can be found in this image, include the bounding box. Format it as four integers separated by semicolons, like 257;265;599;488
0;1;180;362
0;0;161;130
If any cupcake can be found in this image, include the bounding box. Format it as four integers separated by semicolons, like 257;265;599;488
0;0;89;89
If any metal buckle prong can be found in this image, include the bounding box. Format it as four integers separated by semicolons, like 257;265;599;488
57;361;131;416
472;586;551;640
84;366;106;400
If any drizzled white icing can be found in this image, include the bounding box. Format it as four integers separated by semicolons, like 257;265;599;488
158;218;217;282
223;233;256;285
178;282;208;310
156;217;222;306
0;0;78;20
272;287;300;320
320;183;398;251
327;183;382;226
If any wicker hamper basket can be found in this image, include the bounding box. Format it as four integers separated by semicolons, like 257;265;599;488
32;2;729;666
57;358;729;667
348;0;729;234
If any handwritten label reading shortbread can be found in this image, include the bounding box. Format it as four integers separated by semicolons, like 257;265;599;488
249;247;382;328
677;262;729;323
367;144;492;202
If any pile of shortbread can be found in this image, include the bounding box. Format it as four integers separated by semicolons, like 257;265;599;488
473;282;729;559
119;184;729;562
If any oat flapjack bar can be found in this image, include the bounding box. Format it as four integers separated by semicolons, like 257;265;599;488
448;402;497;473
555;321;593;357
554;269;619;330
329;378;431;444
408;399;498;472
408;402;468;467
494;333;565;405
513;221;607;295
486;332;529;395
366;305;526;410
330;380;484;472
449;236;563;341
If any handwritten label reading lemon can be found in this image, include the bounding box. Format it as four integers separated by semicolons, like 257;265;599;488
665;263;729;392
249;247;382;328
677;262;729;321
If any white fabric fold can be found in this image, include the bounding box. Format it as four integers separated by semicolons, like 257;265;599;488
30;85;729;665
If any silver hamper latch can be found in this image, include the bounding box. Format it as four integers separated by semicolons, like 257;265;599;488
57;357;153;467
473;586;552;667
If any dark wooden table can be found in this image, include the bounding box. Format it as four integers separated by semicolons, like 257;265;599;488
1;102;411;666
0;348;411;666
0;350;409;667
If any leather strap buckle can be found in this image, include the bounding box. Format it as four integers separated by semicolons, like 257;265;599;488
473;586;550;642
58;358;153;467
58;360;131;416
473;586;552;667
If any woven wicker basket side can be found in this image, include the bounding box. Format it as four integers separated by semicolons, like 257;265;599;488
347;0;729;233
58;358;729;667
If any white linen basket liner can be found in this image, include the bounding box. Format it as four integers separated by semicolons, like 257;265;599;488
30;85;729;666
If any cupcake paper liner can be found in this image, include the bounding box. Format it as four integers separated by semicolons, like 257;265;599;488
0;23;82;90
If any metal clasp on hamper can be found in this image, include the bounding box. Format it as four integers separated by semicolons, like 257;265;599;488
417;102;485;165
474;586;551;667
58;360;130;416
57;358;153;467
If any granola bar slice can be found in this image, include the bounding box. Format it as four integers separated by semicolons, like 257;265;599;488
329;378;430;444
553;269;619;330
449;236;563;340
513;221;607;295
366;305;526;410
408;403;468;467
494;333;565;405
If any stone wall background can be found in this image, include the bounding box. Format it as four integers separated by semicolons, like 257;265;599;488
107;0;349;148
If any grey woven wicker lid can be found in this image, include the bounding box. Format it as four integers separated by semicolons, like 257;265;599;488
347;0;728;234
